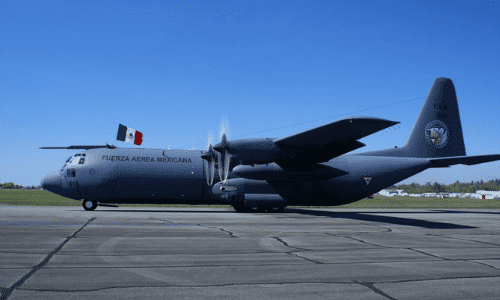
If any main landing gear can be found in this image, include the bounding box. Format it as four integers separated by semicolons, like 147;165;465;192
82;199;98;211
232;203;285;213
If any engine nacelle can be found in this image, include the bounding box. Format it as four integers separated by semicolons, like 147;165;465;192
212;178;278;203
224;138;292;165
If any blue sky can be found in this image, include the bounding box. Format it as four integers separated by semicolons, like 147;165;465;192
1;0;499;187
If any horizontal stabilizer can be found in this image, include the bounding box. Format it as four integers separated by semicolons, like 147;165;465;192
429;154;500;167
274;117;399;148
40;144;117;150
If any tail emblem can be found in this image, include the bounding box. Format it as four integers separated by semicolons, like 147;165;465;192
425;120;449;148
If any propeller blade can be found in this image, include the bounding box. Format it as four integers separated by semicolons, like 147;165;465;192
219;114;230;141
216;133;231;182
208;157;215;186
223;148;230;181
202;131;216;186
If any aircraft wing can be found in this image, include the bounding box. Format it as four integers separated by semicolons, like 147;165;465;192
39;144;117;150
274;117;399;164
275;117;399;148
429;154;500;167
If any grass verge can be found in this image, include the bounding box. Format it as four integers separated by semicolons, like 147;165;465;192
1;190;499;209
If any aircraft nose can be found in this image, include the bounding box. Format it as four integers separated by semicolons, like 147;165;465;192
41;172;63;195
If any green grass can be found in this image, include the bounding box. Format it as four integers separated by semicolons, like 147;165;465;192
0;189;81;206
1;190;499;209
320;195;500;209
0;190;230;208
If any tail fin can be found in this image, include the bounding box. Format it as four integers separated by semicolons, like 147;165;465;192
403;77;466;158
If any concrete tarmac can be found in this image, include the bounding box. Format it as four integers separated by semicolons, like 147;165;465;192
1;205;500;300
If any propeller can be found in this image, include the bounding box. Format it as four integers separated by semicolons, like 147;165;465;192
214;115;231;182
201;131;216;186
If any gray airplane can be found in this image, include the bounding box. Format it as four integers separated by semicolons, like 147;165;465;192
41;77;500;212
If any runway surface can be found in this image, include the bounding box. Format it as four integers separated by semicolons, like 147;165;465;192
1;205;500;300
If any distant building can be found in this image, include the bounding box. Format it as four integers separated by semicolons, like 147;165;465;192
378;189;406;197
475;190;500;199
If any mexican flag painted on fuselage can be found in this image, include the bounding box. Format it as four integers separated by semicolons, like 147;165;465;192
117;124;143;146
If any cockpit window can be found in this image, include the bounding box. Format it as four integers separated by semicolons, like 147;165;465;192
60;153;86;171
61;156;74;171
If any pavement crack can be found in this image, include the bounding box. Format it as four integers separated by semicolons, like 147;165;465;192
376;225;393;233
197;224;238;238
270;236;319;264
0;217;96;300
353;281;398;300
272;237;304;251
148;218;174;224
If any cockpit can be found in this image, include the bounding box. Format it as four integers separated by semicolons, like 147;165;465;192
60;153;86;172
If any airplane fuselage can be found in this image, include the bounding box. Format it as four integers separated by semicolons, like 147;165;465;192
44;147;431;207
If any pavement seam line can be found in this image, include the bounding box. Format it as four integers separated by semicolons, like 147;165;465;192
428;233;500;247
407;248;448;260
375;274;500;285
353;281;398;300
468;260;500;271
13;276;500;293
0;217;96;300
287;252;322;264
328;233;393;248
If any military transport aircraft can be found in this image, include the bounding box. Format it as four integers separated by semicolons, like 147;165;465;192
41;77;500;212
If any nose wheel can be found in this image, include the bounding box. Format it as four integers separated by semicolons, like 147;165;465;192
82;199;98;211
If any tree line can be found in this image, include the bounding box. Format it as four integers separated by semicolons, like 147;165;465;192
0;183;41;189
389;178;500;194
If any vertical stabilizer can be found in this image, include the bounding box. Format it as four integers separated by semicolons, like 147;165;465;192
403;77;466;157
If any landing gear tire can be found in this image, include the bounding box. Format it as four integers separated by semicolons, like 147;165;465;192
270;206;285;213
82;199;98;211
232;203;249;213
255;206;267;213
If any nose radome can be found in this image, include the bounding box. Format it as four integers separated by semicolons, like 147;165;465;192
41;172;63;195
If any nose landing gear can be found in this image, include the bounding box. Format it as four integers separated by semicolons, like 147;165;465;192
82;199;98;211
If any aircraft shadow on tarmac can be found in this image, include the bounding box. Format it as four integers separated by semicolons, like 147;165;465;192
288;209;477;229
76;207;479;229
75;209;237;213
431;209;500;216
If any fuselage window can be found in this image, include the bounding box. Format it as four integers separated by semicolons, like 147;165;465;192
79;158;85;164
